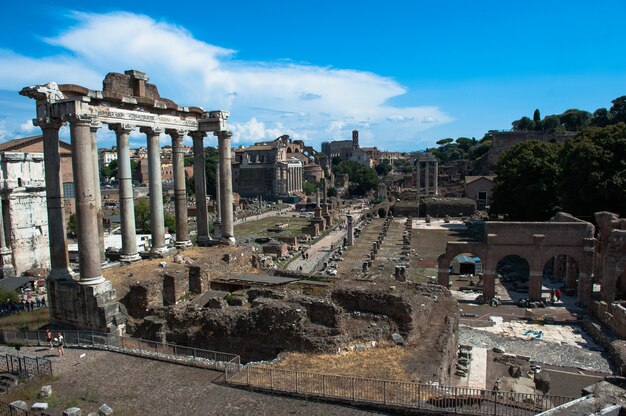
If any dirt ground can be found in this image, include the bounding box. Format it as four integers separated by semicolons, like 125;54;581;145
0;346;389;416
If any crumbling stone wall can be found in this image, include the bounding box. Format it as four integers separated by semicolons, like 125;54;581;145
144;282;458;383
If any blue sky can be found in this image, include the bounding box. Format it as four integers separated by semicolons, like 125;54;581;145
1;1;625;151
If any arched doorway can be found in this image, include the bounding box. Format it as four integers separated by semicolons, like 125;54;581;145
496;255;530;299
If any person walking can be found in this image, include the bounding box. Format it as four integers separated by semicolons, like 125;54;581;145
555;288;562;302
56;332;64;357
46;329;53;350
549;289;555;304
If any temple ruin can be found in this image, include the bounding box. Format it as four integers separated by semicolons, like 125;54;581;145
20;70;236;333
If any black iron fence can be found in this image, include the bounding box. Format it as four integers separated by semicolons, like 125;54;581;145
225;365;574;416
0;353;51;377
0;330;239;371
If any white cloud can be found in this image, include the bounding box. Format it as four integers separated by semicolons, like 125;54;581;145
19;119;36;133
1;11;452;150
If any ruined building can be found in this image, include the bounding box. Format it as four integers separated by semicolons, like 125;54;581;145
20;69;234;333
233;135;326;200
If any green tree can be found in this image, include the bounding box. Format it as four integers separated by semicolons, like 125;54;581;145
100;159;118;183
436;138;454;146
302;181;317;196
512;116;535;131
559;123;626;217
590;108;611;127
67;213;77;237
333;160;378;196
560;109;591;131
327;187;338;197
134;198;177;234
610;96;626;124
533;109;542;130
375;160;392;176
541;115;561;132
491;140;561;220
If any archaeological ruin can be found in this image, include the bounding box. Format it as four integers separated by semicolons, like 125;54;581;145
20;70;236;333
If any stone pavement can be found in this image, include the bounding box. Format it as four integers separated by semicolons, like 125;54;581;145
286;228;346;273
466;347;487;389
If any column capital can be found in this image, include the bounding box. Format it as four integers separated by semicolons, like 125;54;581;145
189;131;207;140
89;118;103;132
34;117;64;131
165;128;188;140
214;130;232;140
139;126;164;136
108;123;136;135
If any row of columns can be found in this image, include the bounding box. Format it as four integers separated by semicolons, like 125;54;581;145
38;115;235;285
276;164;303;195
416;160;438;196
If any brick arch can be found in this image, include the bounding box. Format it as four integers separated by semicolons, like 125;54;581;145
493;254;531;276
603;256;626;303
437;242;487;287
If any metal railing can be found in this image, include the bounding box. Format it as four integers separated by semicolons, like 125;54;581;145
0;353;52;377
225;365;574;416
0;330;239;371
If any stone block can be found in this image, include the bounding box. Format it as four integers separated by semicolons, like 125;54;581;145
163;269;188;306
32;403;49;410
9;400;27;411
189;263;210;295
99;404;113;415
39;384;52;399
63;407;82;416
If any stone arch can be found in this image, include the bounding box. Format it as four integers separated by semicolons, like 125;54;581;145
603;257;626;303
496;254;530;280
437;242;487;289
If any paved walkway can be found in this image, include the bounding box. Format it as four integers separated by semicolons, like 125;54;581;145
286;228;346;273
467;347;487;389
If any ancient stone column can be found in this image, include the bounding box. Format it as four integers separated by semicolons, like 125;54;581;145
425;162;430;196
215;131;235;245
168;129;191;248
214;161;222;239
347;215;354;246
142;127;167;256
68;114;104;285
109;124;140;262
39;119;71;280
190;132;210;245
89;120;105;264
0;195;15;279
434;161;439;196
416;161;421;196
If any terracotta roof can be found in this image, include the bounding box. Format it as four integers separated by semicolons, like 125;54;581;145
464;175;495;184
0;135;72;152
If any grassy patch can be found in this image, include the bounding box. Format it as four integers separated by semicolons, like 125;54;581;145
235;215;310;240
0;309;50;331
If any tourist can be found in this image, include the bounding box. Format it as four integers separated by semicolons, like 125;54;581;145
46;329;53;350
56;332;64;356
555;288;562;302
30;300;35;311
549;289;555;303
35;297;41;308
41;297;46;307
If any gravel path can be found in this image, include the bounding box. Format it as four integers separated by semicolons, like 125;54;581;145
459;327;613;373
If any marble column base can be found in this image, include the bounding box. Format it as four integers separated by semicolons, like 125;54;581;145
175;240;192;249
78;275;106;286
220;236;236;246
120;253;141;263
149;246;169;258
